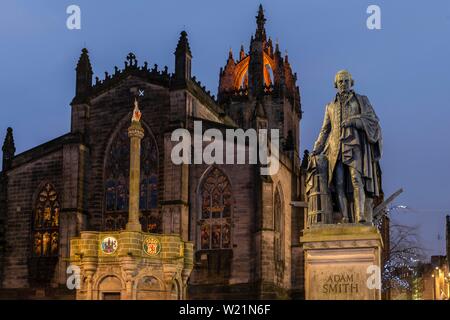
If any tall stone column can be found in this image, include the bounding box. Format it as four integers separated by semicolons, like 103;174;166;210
126;99;144;232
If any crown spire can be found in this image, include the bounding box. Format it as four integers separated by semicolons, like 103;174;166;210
255;4;266;41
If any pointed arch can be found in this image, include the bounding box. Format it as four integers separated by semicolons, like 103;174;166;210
234;56;250;89
31;182;60;257
197;166;234;250
29;182;60;286
103;114;160;232
273;182;285;279
233;53;274;89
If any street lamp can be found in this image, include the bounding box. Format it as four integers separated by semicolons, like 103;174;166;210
374;203;409;225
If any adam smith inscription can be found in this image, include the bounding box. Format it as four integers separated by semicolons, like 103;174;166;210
322;273;359;294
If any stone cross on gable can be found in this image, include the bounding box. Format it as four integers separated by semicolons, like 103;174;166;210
126;52;137;68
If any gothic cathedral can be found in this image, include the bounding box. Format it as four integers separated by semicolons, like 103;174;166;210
0;5;306;299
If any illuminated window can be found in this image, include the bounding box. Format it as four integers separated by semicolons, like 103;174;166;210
32;183;59;257
240;70;249;89
199;168;232;250
233;53;274;90
264;64;273;86
104;122;159;232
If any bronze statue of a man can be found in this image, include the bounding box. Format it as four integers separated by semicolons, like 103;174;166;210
311;70;382;223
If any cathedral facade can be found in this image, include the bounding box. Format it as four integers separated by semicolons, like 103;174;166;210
0;6;306;299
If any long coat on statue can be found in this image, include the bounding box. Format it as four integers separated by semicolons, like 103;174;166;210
313;92;382;197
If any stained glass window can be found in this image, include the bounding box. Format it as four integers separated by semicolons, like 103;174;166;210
104;122;159;232
199;168;232;250
32;183;59;257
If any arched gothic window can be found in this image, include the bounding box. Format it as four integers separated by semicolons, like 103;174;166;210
264;64;273;86
240;70;249;89
32;183;60;257
234;54;274;90
199;168;232;250
104;122;159;232
274;186;284;281
237;65;273;89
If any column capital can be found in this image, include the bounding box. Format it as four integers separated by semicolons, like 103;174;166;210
128;121;144;139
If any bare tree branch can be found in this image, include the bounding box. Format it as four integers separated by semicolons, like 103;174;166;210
382;222;425;295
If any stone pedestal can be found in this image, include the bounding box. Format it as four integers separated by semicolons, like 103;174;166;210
67;101;195;300
300;225;383;300
69;231;193;300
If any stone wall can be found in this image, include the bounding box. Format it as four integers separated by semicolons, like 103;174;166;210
0;69;303;300
84;78;171;230
3;149;63;288
185;118;301;299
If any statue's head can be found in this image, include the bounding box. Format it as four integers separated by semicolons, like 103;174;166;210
334;70;354;94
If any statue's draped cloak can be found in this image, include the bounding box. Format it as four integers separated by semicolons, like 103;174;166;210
313;93;382;197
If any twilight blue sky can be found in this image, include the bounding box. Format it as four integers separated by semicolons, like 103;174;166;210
1;0;450;259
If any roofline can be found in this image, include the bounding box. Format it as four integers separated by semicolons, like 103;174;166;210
5;132;85;171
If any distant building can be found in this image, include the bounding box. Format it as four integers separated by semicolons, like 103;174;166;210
413;215;450;301
416;256;449;300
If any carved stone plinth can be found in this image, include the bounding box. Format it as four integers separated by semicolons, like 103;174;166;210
300;225;383;300
69;231;193;300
